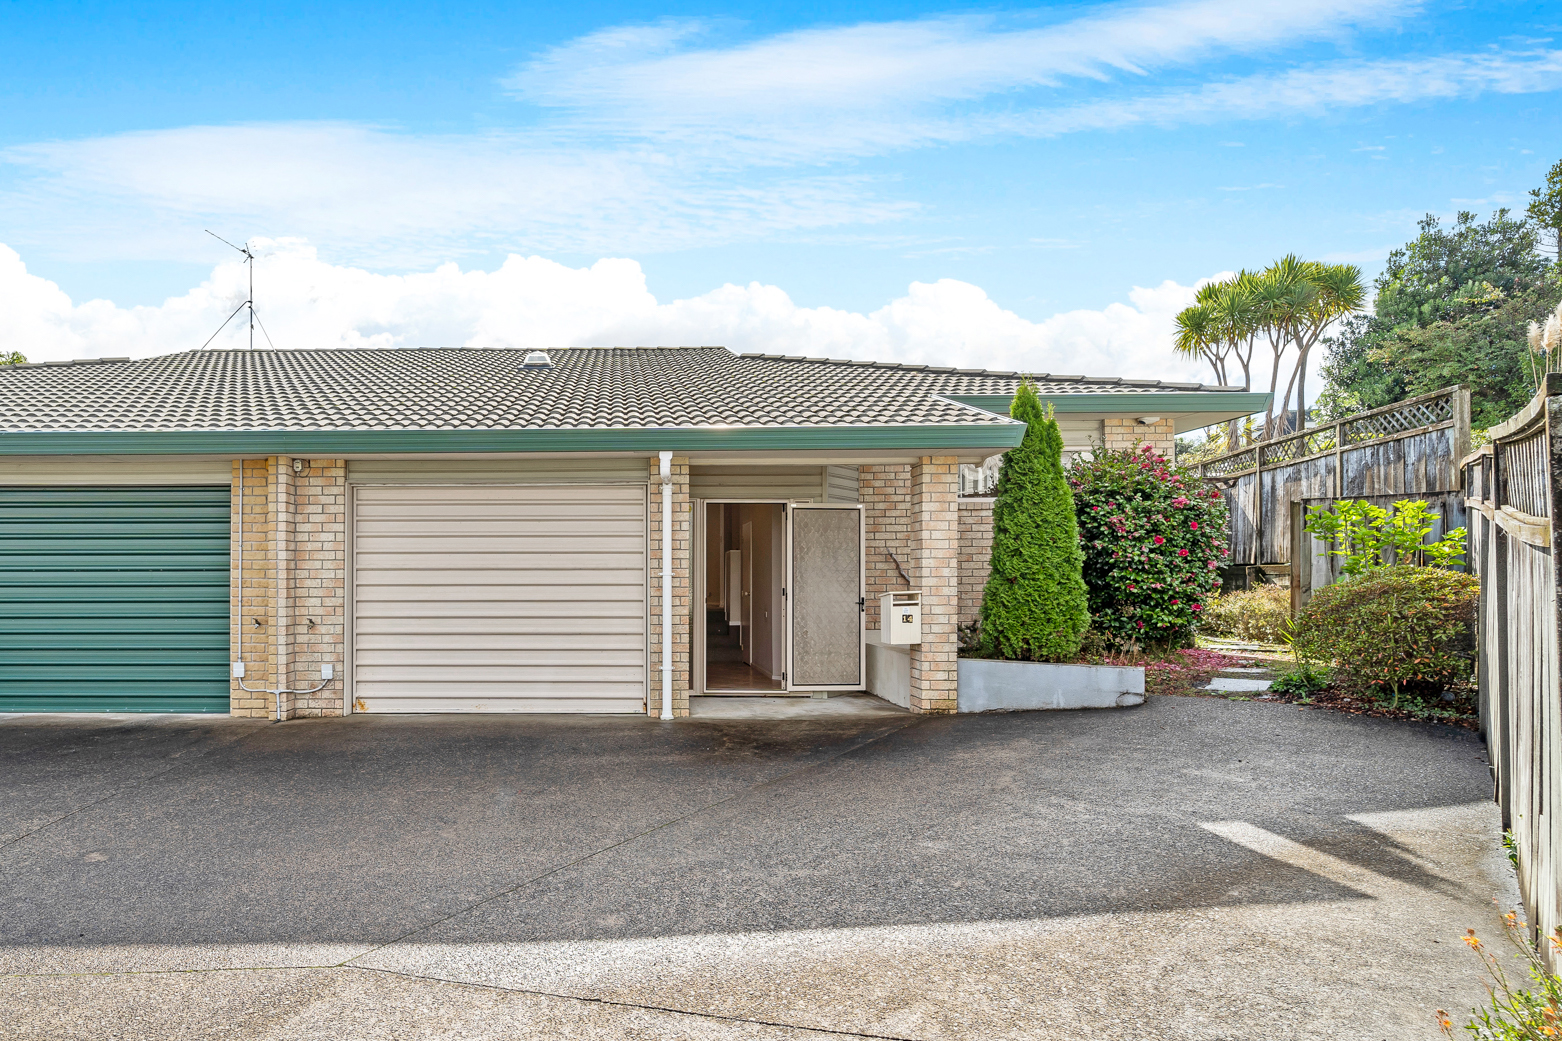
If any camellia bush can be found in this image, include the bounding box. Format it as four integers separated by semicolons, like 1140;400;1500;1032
1291;566;1478;707
1068;444;1230;648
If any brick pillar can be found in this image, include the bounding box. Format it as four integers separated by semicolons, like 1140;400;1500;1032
648;456;693;717
291;460;347;717
910;456;959;713
1103;417;1176;460
860;463;913;632
231;459;272;718
230;457;348;719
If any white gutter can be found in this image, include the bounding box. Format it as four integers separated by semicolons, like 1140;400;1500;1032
658;451;674;721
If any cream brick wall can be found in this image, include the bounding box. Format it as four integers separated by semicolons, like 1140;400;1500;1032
648;456;693;717
230;458;347;719
860;463;912;632
958;498;995;626
1103;417;1176;460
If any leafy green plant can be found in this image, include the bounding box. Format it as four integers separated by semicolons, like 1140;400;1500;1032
976;384;1090;662
1270;662;1330;697
1504;830;1520;871
1292;567;1479;708
1068;444;1230;648
1439;913;1562;1039
1198;584;1291;643
1303;498;1467;576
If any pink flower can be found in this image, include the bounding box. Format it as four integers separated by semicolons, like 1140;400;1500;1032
1126;583;1135;590
1207;560;1218;569
1178;548;1189;557
1136;621;1145;629
1152;535;1165;545
1189;521;1199;531
1192;603;1202;612
1171;599;1180;606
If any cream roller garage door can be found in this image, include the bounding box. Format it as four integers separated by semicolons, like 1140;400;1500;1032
352;484;647;713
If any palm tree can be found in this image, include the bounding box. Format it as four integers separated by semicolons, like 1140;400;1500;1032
1251;257;1311;437
1210;273;1261;396
1175;274;1265;449
1173;300;1224;385
1285;262;1365;432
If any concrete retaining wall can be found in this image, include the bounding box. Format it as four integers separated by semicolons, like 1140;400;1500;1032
957;658;1145;712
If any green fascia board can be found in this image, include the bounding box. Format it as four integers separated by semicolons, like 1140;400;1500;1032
0;423;1026;456
945;392;1274;417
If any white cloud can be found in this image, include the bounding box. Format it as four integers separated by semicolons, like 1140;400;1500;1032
0;239;1220;384
510;0;1415;135
0;125;915;266
993;48;1562;138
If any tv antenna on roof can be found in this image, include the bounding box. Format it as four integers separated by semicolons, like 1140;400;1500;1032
199;231;277;351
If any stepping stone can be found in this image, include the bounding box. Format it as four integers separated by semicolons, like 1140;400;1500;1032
1200;677;1275;693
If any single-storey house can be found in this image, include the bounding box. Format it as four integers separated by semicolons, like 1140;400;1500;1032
0;347;1266;719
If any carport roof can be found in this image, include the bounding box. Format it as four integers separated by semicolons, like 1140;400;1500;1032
0;347;1258;432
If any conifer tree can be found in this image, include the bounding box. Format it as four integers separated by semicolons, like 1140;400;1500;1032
977;383;1090;661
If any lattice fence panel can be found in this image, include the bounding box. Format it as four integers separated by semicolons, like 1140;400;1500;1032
1201;448;1258;477
1342;395;1453;445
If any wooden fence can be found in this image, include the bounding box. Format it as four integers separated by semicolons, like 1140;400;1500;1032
1465;372;1562;960
1197;386;1472;584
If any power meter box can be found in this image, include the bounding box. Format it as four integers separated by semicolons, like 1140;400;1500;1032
880;591;922;645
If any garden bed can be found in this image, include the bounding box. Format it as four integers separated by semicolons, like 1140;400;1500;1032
1139;647;1480;728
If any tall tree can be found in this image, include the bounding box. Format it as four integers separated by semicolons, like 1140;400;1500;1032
1174;274;1260;446
977;383;1090;662
1273;261;1365;435
1528;157;1562;263
1319;209;1552;421
1251;256;1309;437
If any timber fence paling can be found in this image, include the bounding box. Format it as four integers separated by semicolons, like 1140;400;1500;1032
1465;371;1562;967
1197;385;1471;586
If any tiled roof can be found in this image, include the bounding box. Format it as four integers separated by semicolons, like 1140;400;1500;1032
0;348;1242;432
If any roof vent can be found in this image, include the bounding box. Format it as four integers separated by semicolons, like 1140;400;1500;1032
521;351;553;368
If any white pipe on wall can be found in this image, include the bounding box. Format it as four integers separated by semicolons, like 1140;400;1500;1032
659;451;674;721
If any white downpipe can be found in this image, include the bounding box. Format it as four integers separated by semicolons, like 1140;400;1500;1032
659;451;675;720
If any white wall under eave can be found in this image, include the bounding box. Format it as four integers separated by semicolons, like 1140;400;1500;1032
0;455;233;484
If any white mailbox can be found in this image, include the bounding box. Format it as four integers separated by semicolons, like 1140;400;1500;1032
881;590;923;645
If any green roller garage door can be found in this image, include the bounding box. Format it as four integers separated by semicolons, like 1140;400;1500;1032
0;487;231;713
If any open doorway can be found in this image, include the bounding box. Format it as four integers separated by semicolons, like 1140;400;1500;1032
703;502;786;692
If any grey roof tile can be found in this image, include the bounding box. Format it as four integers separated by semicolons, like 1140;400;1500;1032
0;347;1241;433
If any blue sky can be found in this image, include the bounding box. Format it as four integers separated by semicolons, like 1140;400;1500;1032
1;0;1559;377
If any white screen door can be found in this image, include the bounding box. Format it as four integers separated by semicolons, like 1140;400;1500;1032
786;504;866;691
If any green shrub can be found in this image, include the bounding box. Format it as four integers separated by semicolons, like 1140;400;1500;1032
1199;585;1292;643
1303;498;1467;576
1292;567;1478;707
1069;444;1229;648
1269;662;1330;697
976;383;1090;661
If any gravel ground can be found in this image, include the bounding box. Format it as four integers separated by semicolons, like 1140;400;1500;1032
0;697;1517;1040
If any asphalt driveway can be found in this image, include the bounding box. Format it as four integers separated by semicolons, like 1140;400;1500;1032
0;697;1515;1040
